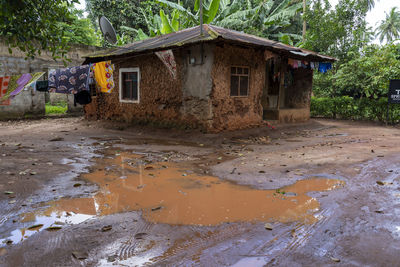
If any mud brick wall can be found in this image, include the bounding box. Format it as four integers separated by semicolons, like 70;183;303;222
85;52;185;127
210;44;265;131
285;68;313;108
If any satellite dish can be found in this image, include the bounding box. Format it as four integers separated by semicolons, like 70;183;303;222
99;16;117;45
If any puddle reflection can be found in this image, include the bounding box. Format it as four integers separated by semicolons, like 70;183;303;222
0;210;93;247
1;152;344;246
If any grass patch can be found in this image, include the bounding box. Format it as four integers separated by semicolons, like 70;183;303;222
46;101;67;115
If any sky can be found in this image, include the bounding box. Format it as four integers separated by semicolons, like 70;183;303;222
75;0;400;44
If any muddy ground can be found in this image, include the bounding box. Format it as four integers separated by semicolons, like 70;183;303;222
0;117;400;267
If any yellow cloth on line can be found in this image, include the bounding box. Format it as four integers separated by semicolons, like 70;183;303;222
93;61;115;93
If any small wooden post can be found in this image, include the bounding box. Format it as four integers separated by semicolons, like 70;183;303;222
386;101;389;126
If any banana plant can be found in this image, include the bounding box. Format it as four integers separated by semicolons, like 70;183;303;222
128;0;303;45
157;0;221;25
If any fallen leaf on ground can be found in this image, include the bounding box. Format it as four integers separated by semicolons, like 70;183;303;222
330;257;340;262
49;137;64;142
101;225;112;232
8;200;16;204
72;251;88;260
107;255;117;262
73;183;82;187
376;181;385;185
27;224;43;231
264;223;273;230
29;171;37;175
291;229;297;238
151;206;162;211
4;191;13;195
134;233;148;239
45;226;62;231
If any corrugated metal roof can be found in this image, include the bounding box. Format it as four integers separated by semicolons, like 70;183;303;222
85;24;336;62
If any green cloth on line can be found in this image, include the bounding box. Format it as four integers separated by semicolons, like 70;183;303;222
0;72;45;103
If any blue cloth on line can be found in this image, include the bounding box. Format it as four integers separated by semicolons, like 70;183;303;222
318;62;332;73
48;65;90;94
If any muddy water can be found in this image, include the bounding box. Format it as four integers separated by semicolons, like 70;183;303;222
16;152;344;229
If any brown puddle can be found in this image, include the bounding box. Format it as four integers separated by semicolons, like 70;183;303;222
19;152;344;227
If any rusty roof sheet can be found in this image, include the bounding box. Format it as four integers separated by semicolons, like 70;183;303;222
85;24;336;62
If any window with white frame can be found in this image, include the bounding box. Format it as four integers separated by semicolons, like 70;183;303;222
230;66;250;96
119;68;140;103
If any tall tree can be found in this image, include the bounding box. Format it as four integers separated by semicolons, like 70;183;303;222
376;7;400;43
86;0;149;35
0;0;79;59
57;8;100;46
304;0;372;62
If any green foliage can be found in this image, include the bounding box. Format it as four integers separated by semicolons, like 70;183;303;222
46;102;68;115
0;0;79;60
335;45;400;98
304;0;372;62
86;0;151;34
86;0;304;43
376;7;400;43
313;44;400;99
145;0;303;43
57;8;100;46
311;96;400;123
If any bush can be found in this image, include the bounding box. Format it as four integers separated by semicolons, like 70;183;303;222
311;96;400;124
45;101;67;115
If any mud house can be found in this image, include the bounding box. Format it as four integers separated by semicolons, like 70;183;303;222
84;25;335;132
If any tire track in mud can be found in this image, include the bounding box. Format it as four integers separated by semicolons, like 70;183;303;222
149;223;253;266
116;220;154;261
265;156;400;266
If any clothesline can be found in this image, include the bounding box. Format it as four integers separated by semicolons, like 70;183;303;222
287;58;332;73
0;60;116;106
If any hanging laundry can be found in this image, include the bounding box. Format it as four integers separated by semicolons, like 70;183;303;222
92;61;115;93
155;50;177;79
310;62;315;69
0;72;45;103
74;90;92;106
36;80;49;92
301;61;309;68
48;65;90;94
318;62;332;73
293;60;299;69
0;76;10;106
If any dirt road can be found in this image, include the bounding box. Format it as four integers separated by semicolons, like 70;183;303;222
0;117;400;266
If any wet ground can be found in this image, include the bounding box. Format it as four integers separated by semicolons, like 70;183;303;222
0;117;400;266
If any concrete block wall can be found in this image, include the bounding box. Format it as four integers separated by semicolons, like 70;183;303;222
0;88;45;120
